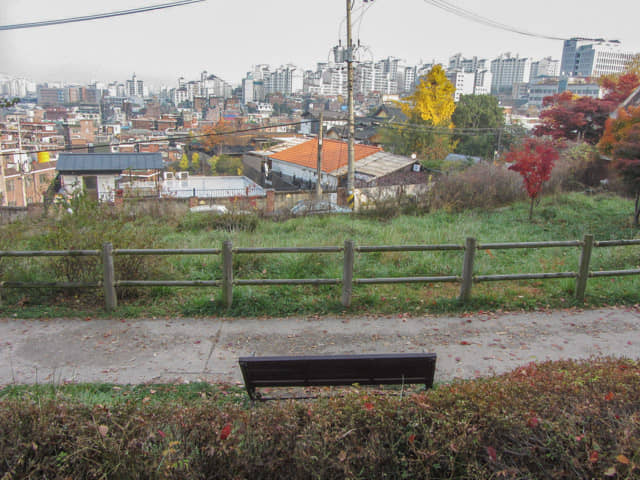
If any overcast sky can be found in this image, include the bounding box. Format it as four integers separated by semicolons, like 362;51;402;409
1;0;639;88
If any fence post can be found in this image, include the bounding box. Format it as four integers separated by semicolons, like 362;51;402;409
459;237;477;302
222;240;233;308
575;234;594;302
341;239;355;307
102;242;117;311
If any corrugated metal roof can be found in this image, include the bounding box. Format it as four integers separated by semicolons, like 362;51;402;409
57;153;164;172
333;151;415;178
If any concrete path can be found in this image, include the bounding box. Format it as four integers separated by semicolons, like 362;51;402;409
1;307;639;386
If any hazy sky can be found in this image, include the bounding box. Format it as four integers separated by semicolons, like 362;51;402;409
1;0;639;88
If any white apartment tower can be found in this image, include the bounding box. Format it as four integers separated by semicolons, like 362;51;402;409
530;57;560;81
473;70;493;95
446;70;475;101
449;54;487;73
490;53;531;94
126;74;144;97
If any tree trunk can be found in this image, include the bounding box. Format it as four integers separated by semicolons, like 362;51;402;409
635;191;640;227
529;197;535;221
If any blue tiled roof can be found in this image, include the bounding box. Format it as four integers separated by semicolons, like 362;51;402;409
57;153;164;172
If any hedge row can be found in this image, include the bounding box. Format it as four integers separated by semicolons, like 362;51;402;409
1;358;639;479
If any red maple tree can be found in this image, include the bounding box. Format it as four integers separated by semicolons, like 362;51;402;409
598;105;640;225
506;138;559;220
534;72;640;145
600;72;640;105
533;91;612;145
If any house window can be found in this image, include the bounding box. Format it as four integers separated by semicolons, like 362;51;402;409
83;176;97;190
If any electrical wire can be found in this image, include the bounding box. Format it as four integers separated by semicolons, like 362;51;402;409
355;0;375;40
381;121;527;137
422;0;567;41
0;0;205;31
0;120;318;158
1;118;529;159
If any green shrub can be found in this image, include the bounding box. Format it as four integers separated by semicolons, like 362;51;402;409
40;197;167;299
178;212;258;233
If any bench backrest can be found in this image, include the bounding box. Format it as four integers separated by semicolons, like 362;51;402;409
239;353;437;400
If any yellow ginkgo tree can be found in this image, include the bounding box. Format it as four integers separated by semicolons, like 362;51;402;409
400;64;456;127
380;65;457;161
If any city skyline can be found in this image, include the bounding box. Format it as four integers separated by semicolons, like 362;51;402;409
1;0;639;88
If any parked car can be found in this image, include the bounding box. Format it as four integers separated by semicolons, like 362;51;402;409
290;200;352;216
189;204;228;214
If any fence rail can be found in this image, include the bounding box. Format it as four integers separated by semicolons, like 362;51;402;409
1;234;640;310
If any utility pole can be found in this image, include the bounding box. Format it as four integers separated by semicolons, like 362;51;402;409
316;111;323;200
18;119;28;207
346;0;355;208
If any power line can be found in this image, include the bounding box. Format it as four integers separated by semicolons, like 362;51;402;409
422;0;567;41
381;121;527;137
0;0;205;31
1;118;530;158
0;120;317;158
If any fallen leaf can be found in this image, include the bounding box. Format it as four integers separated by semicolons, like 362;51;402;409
364;402;374;411
616;454;630;465
487;446;497;462
408;434;416;444
98;425;108;437
527;416;540;428
604;466;617;477
460;341;471;345
605;392;614;401
589;451;599;463
220;423;232;440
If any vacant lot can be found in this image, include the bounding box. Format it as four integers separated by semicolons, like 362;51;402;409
1;192;639;317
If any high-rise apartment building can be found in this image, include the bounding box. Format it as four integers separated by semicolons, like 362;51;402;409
126;74;144;97
530;57;560;81
446;70;475;101
449;54;487;73
560;38;634;78
490;53;531;95
473;70;493;95
242;78;254;104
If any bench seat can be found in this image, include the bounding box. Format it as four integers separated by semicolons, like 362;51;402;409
239;353;437;400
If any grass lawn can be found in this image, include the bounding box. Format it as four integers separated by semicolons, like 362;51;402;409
1;192;639;318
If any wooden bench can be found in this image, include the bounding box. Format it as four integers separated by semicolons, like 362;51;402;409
238;352;437;400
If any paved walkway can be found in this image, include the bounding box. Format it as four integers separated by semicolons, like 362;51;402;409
1;307;638;386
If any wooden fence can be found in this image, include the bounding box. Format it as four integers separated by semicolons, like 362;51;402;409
1;234;640;310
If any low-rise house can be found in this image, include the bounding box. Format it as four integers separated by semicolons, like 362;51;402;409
56;152;163;202
160;172;264;199
0;150;57;207
243;137;421;190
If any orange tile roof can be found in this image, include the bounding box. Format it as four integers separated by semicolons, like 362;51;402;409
269;138;381;173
